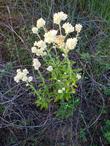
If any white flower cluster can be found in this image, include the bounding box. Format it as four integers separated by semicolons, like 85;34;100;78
31;11;82;56
14;69;33;84
75;24;82;33
31;40;47;56
32;18;46;34
44;30;57;44
65;38;78;53
53;11;68;24
33;58;41;70
14;11;82;85
62;22;74;34
36;18;45;28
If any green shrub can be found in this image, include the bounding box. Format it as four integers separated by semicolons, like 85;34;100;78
14;11;82;118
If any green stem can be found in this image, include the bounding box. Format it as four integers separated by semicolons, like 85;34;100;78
46;48;55;65
29;83;40;98
66;56;72;79
38;69;45;85
37;32;41;40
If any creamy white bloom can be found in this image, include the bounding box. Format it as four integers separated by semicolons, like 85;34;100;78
32;27;38;34
37;18;45;28
33;58;41;70
76;74;81;80
22;75;28;82
17;69;21;73
53;11;68;24
65;38;78;50
14;74;21;83
23;68;29;75
44;30;57;44
32;40;47;56
47;66;53;72
55;35;65;48
58;89;63;93
14;69;24;83
14;69;32;83
62;22;74;34
75;24;82;33
35;40;46;49
62;87;65;91
31;46;37;53
31;46;46;56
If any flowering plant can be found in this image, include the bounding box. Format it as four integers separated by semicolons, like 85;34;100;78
14;11;82;117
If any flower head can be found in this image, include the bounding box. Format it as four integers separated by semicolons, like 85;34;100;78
37;18;45;28
32;27;38;34
44;30;57;44
34;40;46;49
76;74;81;80
14;69;23;83
31;46;37;53
55;35;65;48
14;69;33;83
65;38;78;52
47;66;53;72
31;46;46;56
33;58;41;70
75;24;82;33
23;68;29;75
62;22;74;34
53;11;67;24
62;87;65;91
58;89;63;93
32;40;47;56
